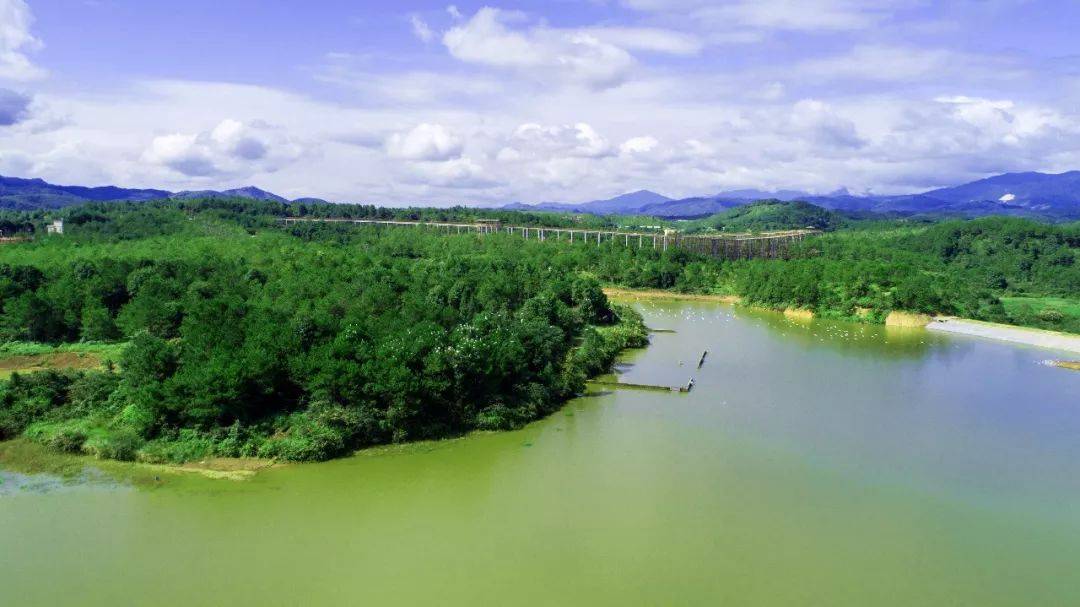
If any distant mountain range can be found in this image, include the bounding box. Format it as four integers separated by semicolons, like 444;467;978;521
504;190;673;215
171;186;290;203
506;171;1080;220
2;171;1079;220
0;175;308;210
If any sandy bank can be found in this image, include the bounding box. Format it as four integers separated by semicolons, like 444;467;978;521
885;311;932;327
927;317;1080;354
783;308;815;321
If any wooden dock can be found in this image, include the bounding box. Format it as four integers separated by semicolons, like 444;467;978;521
590;377;695;393
280;217;820;260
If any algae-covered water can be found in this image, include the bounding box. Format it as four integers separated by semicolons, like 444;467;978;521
2;301;1079;606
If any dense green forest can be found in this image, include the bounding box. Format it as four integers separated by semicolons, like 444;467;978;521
0;201;650;462
0;199;1077;463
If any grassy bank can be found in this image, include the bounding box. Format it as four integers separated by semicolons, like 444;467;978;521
603;287;742;304
0;438;276;484
1000;297;1080;334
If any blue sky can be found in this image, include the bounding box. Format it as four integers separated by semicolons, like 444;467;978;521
1;0;1079;204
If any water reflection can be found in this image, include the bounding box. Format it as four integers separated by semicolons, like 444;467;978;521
0;467;128;496
635;300;952;360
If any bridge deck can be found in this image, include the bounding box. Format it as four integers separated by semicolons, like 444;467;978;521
279;217;820;260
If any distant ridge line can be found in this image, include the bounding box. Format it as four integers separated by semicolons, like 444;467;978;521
2;170;1080;219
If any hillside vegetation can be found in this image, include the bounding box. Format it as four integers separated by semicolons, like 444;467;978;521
0;200;1076;464
682;200;847;233
0;201;648;463
731;217;1079;329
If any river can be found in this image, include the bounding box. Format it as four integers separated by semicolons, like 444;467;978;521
2;300;1079;606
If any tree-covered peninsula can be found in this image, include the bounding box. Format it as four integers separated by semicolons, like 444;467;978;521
0;201;648;462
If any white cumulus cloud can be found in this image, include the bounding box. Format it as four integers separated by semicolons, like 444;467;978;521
620;136;660;155
143;119;301;178
386;123;464;161
443;8;635;89
509;123;613;159
407;157;499;189
580;27;703;56
0;0;46;81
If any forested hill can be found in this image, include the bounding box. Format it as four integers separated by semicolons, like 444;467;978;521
0;175;291;210
682;200;847;233
0;200;649;463
0;176;170;210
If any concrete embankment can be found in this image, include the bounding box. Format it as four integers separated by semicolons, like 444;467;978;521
927;317;1080;355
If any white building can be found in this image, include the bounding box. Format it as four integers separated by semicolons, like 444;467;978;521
46;219;64;235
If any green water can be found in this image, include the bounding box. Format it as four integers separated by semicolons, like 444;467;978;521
2;301;1079;606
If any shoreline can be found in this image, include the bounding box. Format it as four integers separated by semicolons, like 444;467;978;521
605;286;1080;355
603;287;742;304
0;311;650;481
0;439;279;484
927;317;1080;355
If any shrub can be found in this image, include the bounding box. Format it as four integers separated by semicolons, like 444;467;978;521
1037;308;1065;323
475;404;515;430
67;371;121;416
25;421;90;453
257;404;364;462
83;428;144;461
137;429;216;464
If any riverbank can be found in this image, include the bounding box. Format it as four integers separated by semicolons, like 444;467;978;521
603;287;742;304
604;287;837;323
0;308;649;472
927;317;1080;354
0;439;278;484
605;286;1080;354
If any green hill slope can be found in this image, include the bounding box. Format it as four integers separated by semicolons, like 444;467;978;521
683;200;844;233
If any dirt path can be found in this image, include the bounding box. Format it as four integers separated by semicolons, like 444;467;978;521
0;352;103;378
